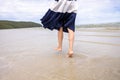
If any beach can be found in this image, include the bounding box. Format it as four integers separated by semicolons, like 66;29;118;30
0;27;120;80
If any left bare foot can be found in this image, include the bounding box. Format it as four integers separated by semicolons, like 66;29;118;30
55;47;62;51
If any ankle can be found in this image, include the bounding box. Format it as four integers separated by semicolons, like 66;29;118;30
55;46;62;51
68;49;73;52
57;45;62;49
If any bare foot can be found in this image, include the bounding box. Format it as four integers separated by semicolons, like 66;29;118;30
55;47;62;51
67;51;74;58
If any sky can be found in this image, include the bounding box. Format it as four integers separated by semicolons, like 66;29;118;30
0;0;120;25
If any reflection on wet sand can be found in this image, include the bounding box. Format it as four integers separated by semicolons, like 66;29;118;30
0;28;120;80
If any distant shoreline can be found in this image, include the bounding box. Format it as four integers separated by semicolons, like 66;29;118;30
0;20;120;29
0;20;42;29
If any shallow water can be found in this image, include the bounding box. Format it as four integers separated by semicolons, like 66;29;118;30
0;28;120;80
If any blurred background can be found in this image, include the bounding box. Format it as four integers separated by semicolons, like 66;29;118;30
0;0;120;25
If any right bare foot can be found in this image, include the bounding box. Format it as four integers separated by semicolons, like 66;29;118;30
67;51;74;58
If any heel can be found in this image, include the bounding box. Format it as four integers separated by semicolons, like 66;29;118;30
67;52;73;58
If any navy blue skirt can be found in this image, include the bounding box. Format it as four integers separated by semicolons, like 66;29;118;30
40;0;77;33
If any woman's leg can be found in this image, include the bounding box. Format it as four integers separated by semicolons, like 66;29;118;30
55;27;63;51
67;28;74;57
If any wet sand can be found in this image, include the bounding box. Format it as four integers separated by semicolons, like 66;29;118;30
0;27;120;80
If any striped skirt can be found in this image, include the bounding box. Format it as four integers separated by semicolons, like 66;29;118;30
40;0;78;32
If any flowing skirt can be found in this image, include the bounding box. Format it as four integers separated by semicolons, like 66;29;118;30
40;0;78;32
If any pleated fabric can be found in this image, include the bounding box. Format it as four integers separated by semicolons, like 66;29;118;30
40;0;78;32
